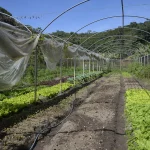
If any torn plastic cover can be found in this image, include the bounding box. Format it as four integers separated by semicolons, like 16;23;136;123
0;21;39;90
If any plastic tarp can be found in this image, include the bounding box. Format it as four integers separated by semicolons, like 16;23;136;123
0;21;39;90
41;38;104;70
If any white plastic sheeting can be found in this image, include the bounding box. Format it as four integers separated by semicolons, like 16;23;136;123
0;21;39;90
41;38;104;70
0;21;105;90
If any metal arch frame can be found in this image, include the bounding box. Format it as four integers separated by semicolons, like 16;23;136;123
103;47;138;54
70;26;150;51
66;15;150;42
92;39;141;51
86;35;150;53
40;0;90;34
46;14;150;60
96;40;144;53
96;43;142;57
87;27;150;50
0;12;32;34
98;44;139;53
96;43;140;53
99;46;139;59
124;26;150;35
88;27;150;49
97;44;139;54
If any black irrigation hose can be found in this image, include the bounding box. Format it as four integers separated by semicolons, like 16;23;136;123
29;96;76;150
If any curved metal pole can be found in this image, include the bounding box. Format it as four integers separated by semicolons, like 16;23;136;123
65;26;150;60
124;27;150;35
40;0;90;34
98;45;139;53
89;35;150;52
73;26;150;51
94;40;143;52
94;39;142;49
88;28;150;50
66;15;150;42
97;43;140;53
99;45;143;59
0;12;32;34
103;48;137;58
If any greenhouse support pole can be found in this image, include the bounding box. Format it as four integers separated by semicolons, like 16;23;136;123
93;59;94;72
112;59;113;69
67;58;68;68
147;55;149;65
83;58;85;76
144;56;145;66
34;46;38;101
74;57;76;85
89;59;91;73
60;48;63;93
120;53;122;71
71;58;72;68
100;59;102;71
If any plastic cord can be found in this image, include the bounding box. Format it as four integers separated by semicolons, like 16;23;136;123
29;97;75;150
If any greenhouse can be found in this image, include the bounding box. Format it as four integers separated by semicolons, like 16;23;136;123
0;0;150;150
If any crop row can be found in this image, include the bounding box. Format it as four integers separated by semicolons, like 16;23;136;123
0;83;73;118
0;72;103;118
125;89;150;150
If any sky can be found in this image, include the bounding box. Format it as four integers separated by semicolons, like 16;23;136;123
1;0;150;33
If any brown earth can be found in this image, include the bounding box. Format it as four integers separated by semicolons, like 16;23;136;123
35;75;127;150
0;75;127;150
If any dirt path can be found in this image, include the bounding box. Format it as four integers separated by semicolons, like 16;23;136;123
35;75;127;150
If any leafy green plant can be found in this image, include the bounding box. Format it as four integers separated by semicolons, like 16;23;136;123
67;71;103;84
125;89;150;150
0;82;73;118
122;72;132;78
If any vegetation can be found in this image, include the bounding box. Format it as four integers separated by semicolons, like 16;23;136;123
0;82;73;118
67;71;103;84
51;22;150;59
125;89;150;150
0;71;104;118
128;63;150;79
122;72;132;78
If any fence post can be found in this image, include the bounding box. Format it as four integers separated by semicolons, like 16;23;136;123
89;59;91;74
83;58;85;76
74;57;76;85
59;48;63;93
120;53;122;71
93;59;94;72
34;46;38;101
67;58;68;68
144;56;146;66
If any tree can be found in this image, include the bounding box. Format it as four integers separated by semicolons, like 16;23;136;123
0;7;12;16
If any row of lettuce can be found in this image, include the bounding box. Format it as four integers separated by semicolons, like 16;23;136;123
0;71;103;118
124;72;150;149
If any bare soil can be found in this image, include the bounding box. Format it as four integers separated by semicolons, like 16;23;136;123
0;75;127;150
35;75;127;150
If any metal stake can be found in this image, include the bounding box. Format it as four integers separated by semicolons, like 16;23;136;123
34;46;38;101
